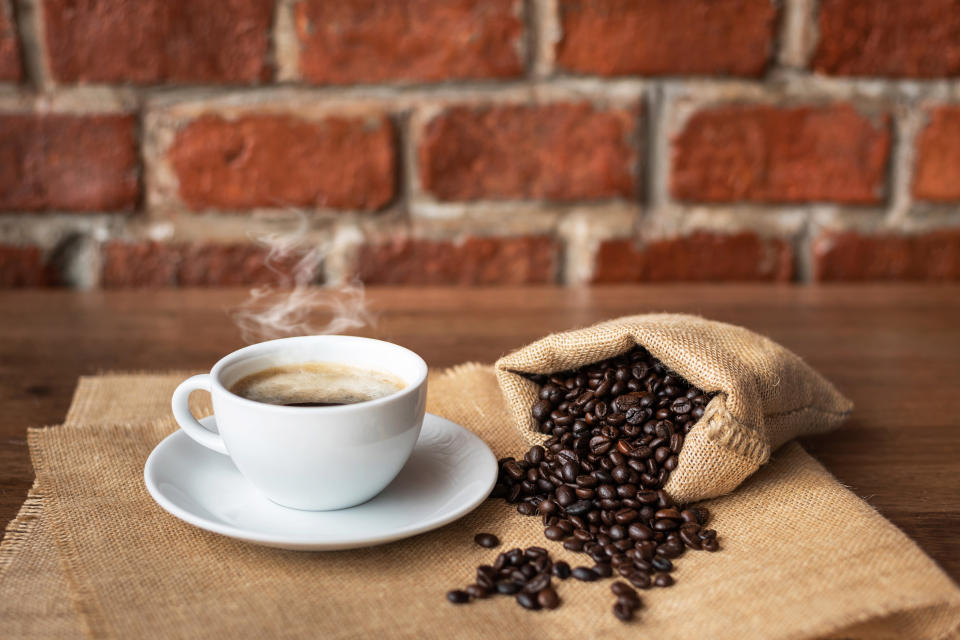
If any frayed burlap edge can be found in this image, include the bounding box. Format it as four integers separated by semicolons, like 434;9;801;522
0;480;43;580
28;426;112;640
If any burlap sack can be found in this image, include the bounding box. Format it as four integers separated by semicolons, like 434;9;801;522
5;369;959;639
495;314;853;503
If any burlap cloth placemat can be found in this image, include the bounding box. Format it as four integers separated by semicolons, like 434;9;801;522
2;368;959;639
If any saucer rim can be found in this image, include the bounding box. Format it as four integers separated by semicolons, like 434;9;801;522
143;413;497;550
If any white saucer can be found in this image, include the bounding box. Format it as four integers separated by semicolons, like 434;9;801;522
144;413;497;550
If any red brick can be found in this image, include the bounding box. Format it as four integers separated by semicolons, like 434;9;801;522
556;0;776;78
355;236;558;285
0;0;21;82
592;232;793;283
671;104;890;204
812;230;960;281
0;114;139;211
0;245;55;287
43;0;272;84
913;106;960;202
178;244;305;287
813;0;960;78
419;103;637;202
295;0;523;85
102;242;309;288
168;114;397;211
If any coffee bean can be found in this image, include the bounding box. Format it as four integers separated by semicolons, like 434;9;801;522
555;485;575;506
465;584;489;599
653;573;674;587
447;590;470;604
571;567;599;582
651;556;673;572
565;500;592;516
525;445;545;465
517;502;536;516
495;581;521;595
611;581;636;598
563;540;583;552
516;591;541;610
593;562;613;578
474;533;500;548
552;561;571;579
503;460;524;481
680;528;702;549
628;571;652;589
612;602;635;621
532;400;552;421
537;587;560;609
544;526;565;541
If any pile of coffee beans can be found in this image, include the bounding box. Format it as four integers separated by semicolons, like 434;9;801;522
447;544;568;610
450;347;721;622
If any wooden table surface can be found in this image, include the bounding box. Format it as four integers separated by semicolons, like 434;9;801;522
1;286;958;580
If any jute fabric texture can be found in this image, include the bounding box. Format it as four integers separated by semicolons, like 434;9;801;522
1;368;958;639
496;314;854;503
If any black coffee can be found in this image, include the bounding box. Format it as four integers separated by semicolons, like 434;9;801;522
229;362;405;407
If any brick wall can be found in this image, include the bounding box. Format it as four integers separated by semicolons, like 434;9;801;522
1;0;960;287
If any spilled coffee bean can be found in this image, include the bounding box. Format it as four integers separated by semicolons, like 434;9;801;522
473;533;500;548
458;347;722;623
448;546;565;611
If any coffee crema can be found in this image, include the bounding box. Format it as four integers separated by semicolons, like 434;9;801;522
229;362;405;407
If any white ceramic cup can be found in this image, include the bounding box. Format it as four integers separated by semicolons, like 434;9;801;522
170;336;428;511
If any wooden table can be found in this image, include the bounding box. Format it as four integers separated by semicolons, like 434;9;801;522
1;286;958;580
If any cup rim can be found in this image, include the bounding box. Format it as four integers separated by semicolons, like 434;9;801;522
209;335;428;413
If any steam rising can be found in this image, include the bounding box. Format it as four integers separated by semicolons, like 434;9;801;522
229;213;373;343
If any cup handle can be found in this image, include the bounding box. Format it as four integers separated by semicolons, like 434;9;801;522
171;374;228;455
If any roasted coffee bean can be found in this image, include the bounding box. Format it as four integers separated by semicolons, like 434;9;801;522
474;533;500;548
516;591;541;610
565;500;593;516
552;561;571;579
653;573;674;587
447;590;470;603
680;528;702;549
628;571;652;589
612;602;635;621
544;526;565;541
532;400;552;421
537;587;560;609
555;485;575;506
611;581;636;598
465;584;489;599
517;502;536;516
503;460;524;481
571;567;599;582
495;581;522;595
651;556;673;572
538;499;557;515
703;537;721;552
670;433;684;454
524;573;551;593
563;539;583;552
593;562;613;578
670;398;692;414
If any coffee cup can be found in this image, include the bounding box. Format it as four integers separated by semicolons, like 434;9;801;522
171;336;428;511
